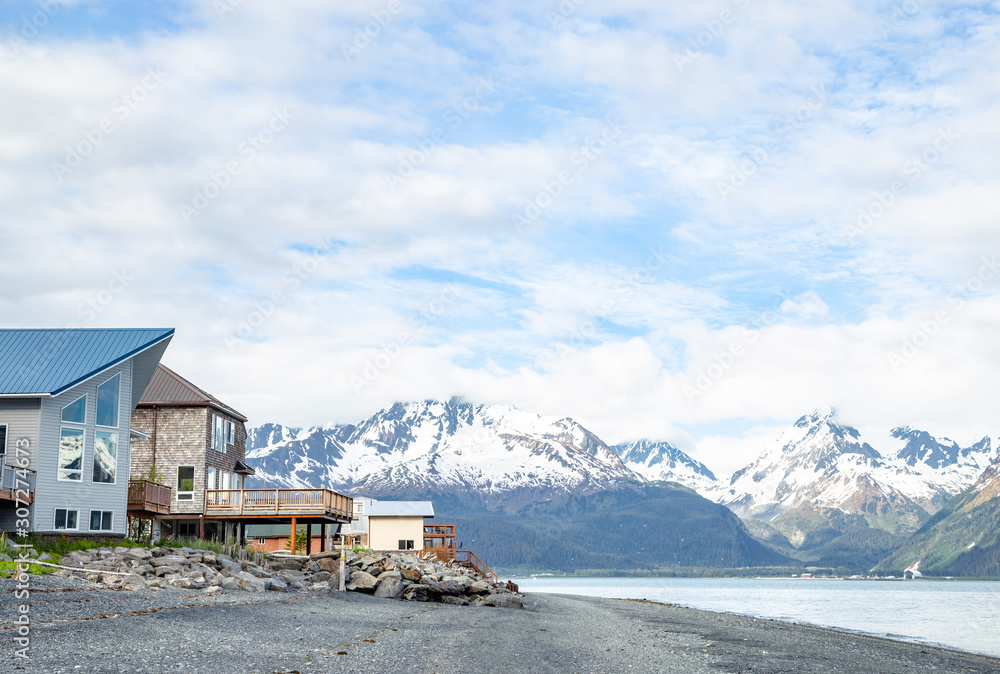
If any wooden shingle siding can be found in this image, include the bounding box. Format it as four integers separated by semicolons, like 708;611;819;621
130;405;248;516
32;361;134;535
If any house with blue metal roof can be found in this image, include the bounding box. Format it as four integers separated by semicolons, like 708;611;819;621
0;328;173;536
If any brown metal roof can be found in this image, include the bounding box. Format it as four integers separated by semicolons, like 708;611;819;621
138;364;248;422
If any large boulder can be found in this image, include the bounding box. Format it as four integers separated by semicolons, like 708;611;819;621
237;571;271;593
346;570;378;592
316;557;341;574
268;577;289;592
217;557;242;577
373;577;406;600
403;584;429;602
149;555;188;567
483;593;523;609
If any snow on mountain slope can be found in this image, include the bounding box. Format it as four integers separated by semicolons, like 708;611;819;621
246;399;641;497
707;410;998;530
612;440;717;492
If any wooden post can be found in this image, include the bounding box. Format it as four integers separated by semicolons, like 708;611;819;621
339;535;346;592
199;515;205;540
290;516;297;554
320;522;326;553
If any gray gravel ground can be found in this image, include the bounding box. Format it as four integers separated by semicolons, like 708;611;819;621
3;574;1000;673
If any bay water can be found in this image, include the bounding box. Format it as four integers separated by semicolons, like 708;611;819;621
516;576;1000;658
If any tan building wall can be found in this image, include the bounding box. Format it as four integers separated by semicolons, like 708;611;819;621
368;516;425;551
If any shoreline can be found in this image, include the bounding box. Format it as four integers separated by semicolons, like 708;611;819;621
4;574;1000;672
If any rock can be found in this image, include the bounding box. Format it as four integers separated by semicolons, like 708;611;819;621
482;593;524;609
243;563;270;578
167;577;197;589
37;552;52;561
303;561;320;573
400;567;422;582
403;585;429;602
268;558;304;571
435;580;464;596
237;573;270;593
374;577;406;600
150;556;188;568
154;566;183;578
202;553;217;565
310;551;339;561
125;547;153;561
180;547;196;556
0;553;11;562
135;564;155;576
217;557;242;577
316;558;340;573
346;570;378;592
310;571;332;583
419;575;437;586
310;581;332;593
469;581;492;595
220;577;239;590
440;596;470;606
203;586;221;595
268;577;289;592
377;570;402;581
122;576;147;591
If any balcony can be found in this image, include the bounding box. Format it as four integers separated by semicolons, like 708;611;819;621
204;489;353;521
127;479;172;515
0;462;35;505
423;523;456;556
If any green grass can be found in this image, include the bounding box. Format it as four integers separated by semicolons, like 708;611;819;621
0;560;54;577
12;534;146;557
159;537;231;555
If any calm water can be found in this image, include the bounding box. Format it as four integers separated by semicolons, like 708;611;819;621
516;577;1000;658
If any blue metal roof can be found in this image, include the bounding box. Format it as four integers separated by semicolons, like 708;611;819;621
0;328;175;395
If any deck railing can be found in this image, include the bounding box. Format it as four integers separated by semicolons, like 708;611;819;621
423;523;456;554
0;462;35;502
454;549;498;583
127;479;172;515
204;488;353;520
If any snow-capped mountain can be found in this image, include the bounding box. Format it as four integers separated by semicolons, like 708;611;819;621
612;440;717;492
708;409;998;533
245;399;640;503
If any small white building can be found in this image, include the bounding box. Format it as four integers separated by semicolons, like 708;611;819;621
342;497;434;552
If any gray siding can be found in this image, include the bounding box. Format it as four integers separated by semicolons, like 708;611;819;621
31;360;134;535
0;399;41;531
0;398;41;471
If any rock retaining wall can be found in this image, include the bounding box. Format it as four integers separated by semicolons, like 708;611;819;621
44;546;523;608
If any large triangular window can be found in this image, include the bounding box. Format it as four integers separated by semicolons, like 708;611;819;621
61;395;86;424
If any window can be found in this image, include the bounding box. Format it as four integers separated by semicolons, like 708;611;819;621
0;424;6;456
213;415;235;451
92;431;117;484
212;415;233;451
257;538;265;545
54;509;79;530
61;394;86;424
89;510;113;531
207;466;216;490
58;428;84;481
178;522;197;537
177;466;194;500
221;471;230;490
96;374;120;428
398;539;414;550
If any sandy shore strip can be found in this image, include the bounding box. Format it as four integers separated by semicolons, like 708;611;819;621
3;575;1000;673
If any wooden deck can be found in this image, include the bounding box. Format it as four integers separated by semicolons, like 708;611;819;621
127;479;172;516
204;488;353;521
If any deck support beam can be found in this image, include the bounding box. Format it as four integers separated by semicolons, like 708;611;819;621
290;516;297;554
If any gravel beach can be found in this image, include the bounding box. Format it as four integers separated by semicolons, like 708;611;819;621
4;574;1000;673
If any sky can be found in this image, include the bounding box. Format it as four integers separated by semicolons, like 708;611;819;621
1;0;999;477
